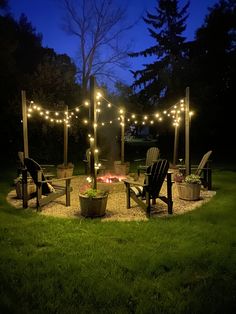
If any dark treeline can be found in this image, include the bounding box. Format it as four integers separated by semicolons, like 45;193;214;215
129;0;236;162
0;7;83;164
0;0;235;165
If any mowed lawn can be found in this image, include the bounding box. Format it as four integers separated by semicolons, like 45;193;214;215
0;167;236;313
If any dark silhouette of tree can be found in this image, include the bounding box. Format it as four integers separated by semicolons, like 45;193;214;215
62;0;134;98
0;13;81;162
0;0;8;10
129;0;189;107
187;0;236;155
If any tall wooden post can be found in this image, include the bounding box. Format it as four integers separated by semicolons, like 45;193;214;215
64;105;68;166
185;87;190;175
89;76;96;189
21;90;29;158
173;113;179;166
121;113;125;163
21;90;29;208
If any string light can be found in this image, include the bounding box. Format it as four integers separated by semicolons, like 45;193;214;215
26;90;193;130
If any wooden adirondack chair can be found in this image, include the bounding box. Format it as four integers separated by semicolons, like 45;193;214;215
23;157;74;211
123;159;173;216
179;150;213;189
135;147;160;176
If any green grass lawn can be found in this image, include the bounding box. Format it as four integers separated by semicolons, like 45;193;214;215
0;167;236;313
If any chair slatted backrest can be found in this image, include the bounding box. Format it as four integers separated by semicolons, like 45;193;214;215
145;147;160;167
24;158;51;194
195;150;212;176
146;159;169;198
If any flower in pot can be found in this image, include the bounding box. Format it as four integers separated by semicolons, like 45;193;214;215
184;174;201;184
79;177;109;218
177;174;201;201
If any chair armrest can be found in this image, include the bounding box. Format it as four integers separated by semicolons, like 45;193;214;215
134;158;145;162
100;158;108;162
122;179;147;187
38;175;78;184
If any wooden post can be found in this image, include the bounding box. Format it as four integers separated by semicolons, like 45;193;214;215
121;113;125;163
89;76;96;189
64;105;68;166
185;87;190;175
21;90;29;158
173;123;179;166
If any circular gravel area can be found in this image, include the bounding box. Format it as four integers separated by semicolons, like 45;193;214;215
7;174;216;221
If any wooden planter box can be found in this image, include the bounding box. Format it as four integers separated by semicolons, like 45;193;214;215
114;161;130;175
177;183;201;201
15;181;36;199
79;193;108;218
57;166;74;178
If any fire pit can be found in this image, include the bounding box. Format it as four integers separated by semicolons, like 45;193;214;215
97;174;126;193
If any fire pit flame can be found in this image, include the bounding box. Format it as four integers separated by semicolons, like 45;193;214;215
97;174;126;184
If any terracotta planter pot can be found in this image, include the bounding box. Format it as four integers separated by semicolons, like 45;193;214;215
79;193;108;218
177;183;201;201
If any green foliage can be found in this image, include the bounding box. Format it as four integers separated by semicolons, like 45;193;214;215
187;0;236;151
129;0;189;105
0;12;82;162
82;188;107;198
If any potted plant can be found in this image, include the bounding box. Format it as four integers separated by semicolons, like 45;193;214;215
79;177;109;218
176;174;201;201
57;162;74;178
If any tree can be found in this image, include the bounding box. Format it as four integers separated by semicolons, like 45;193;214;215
0;13;82;162
0;0;8;10
188;0;236;154
62;0;133;97
129;0;189;107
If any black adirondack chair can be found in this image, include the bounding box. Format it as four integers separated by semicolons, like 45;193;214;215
123;159;173;216
23;157;73;211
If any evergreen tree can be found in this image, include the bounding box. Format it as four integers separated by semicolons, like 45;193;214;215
188;0;236;155
129;0;189;107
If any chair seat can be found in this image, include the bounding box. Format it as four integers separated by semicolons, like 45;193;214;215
124;160;173;216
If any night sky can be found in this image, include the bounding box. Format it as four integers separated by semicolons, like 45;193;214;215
9;0;219;85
